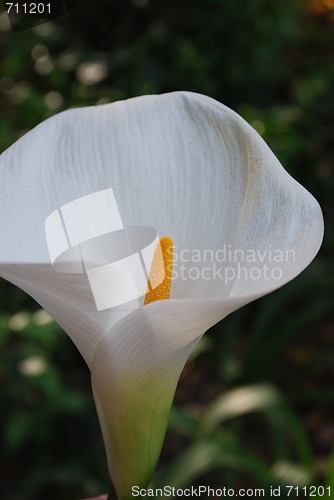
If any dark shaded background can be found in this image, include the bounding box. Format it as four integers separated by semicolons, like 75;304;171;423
0;0;333;498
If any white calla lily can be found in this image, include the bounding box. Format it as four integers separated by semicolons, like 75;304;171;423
0;92;323;499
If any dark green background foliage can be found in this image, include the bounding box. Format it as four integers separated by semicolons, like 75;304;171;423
0;1;333;498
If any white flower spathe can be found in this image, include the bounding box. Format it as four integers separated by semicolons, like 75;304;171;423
0;92;323;499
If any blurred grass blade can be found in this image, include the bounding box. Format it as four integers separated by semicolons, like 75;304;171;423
198;384;313;473
154;438;276;489
168;406;200;437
